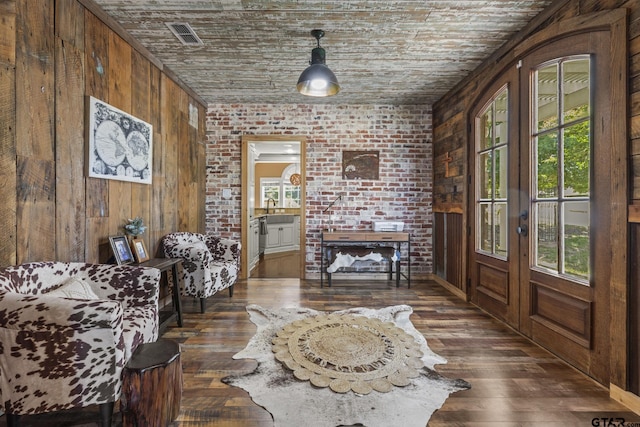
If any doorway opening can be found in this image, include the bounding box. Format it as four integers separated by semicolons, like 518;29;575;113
240;135;306;279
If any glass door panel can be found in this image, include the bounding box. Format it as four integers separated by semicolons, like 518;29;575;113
531;56;590;284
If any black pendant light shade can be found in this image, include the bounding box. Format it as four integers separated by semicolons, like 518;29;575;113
297;30;340;97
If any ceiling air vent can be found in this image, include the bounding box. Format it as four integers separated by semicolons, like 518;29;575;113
166;22;203;46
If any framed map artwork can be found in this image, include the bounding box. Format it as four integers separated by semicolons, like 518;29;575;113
342;150;379;180
88;96;153;184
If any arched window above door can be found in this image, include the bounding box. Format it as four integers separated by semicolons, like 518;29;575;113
260;163;301;209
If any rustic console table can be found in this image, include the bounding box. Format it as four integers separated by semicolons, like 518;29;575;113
321;231;411;288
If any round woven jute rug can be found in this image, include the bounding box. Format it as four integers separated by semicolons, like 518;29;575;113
272;313;425;394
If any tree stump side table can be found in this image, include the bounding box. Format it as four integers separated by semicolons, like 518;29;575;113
121;339;183;426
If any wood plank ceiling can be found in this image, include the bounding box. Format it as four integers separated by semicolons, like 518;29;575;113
91;0;555;105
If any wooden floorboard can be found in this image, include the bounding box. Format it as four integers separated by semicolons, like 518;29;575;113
3;278;640;426
250;250;300;278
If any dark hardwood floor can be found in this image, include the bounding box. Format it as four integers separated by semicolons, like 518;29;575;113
250;250;301;278
3;275;640;426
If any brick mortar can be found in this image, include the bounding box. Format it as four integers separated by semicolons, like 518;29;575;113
206;104;434;275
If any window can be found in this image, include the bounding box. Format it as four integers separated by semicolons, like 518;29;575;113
476;86;509;259
261;179;281;209
532;57;590;282
260;164;301;209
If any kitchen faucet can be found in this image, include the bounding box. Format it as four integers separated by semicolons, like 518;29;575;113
266;198;276;214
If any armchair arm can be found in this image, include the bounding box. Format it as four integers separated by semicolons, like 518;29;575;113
165;243;213;266
78;264;160;309
0;291;123;332
0;291;127;415
205;236;241;266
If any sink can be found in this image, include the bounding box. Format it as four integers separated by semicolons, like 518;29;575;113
265;214;295;224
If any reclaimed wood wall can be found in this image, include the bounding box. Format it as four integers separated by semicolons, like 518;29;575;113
432;0;639;396
0;0;206;267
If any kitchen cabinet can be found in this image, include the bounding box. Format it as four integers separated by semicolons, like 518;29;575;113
265;217;299;254
249;219;260;270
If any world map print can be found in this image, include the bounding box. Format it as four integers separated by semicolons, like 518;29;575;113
88;96;153;184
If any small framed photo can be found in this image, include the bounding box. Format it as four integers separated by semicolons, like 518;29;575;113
131;236;150;263
109;235;135;265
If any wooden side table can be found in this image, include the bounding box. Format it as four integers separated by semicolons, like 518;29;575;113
139;258;183;329
121;339;182;426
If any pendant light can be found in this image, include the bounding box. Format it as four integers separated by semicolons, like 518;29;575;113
297;29;340;97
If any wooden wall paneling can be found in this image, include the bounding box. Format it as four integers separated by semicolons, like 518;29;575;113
177;90;191;232
622;17;638;203
433;109;466;212
632;91;640;120
631;166;640;202
0;1;16;66
148;65;164;256
15;1;55;263
434;213;464;291
630;203;640;224
0;63;17;267
434;212;445;277
445;212;463;290
579;0;622;10
179;93;199;233
107;31;132;240
15;1;54;160
150;179;164;257
16;157;56;262
185;100;203;233
161;75;179;235
0;0;16;268
185;99;199;232
630;223;640;394
55;0;84;49
197;102;206;234
84;9;110;263
633;114;640;143
130;49;153;256
55;36;85;262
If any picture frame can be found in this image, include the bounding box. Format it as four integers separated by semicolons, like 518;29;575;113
87;96;153;184
131;236;150;263
342;150;380;180
109;235;135;265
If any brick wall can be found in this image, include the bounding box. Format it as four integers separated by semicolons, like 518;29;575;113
206;104;433;276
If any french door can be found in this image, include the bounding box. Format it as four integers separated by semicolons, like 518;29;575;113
469;30;613;383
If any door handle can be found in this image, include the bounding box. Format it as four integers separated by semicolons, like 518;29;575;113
516;225;528;236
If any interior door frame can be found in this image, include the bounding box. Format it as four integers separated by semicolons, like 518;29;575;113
240;134;307;279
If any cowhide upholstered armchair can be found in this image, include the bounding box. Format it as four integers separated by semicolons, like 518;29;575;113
0;262;161;427
161;232;240;313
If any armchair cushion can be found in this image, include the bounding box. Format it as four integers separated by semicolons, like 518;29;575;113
45;276;100;299
0;262;161;416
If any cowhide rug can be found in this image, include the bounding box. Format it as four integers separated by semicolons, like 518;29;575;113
222;305;470;427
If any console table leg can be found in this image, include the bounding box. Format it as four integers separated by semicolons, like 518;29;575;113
170;264;183;327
